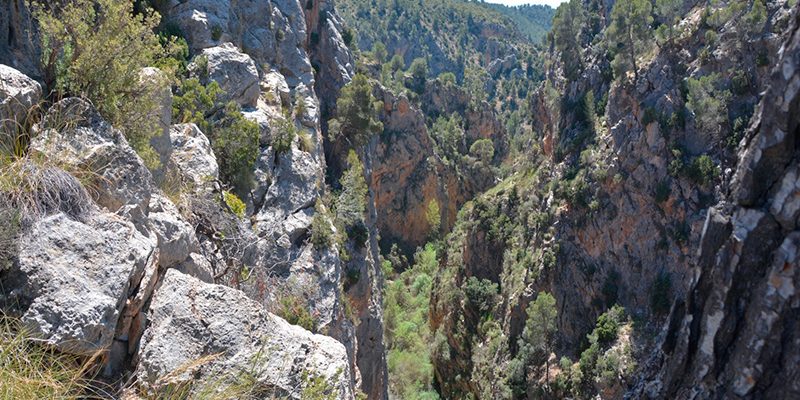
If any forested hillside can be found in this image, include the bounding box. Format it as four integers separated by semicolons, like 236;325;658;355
479;3;556;42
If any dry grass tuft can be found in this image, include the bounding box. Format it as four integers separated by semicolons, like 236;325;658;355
0;315;104;400
0;157;95;226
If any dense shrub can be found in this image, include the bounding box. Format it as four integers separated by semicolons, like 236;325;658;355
463;277;498;316
469;139;495;163
211;102;260;189
34;0;179;168
686;74;731;135
223;191;246;218
685;154;719;186
337;150;369;243
329;74;384;147
277;295;316;332
272;116;298;155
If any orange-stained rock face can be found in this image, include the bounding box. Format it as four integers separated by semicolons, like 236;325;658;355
367;84;499;253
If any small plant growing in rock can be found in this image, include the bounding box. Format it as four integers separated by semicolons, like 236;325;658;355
310;201;334;250
301;369;339;400
211;25;223;41
223;190;246;218
272;116;297;154
298;131;314;153
277;295;316;332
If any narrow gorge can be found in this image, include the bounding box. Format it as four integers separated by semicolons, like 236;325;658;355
0;0;797;399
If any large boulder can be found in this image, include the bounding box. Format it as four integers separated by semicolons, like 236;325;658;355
30;98;154;215
195;43;260;108
0;212;158;356
0;64;41;136
254;147;320;242
135;269;354;399
169;123;219;192
148;194;198;267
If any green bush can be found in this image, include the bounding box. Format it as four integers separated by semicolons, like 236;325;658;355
310;202;334;251
469;139;495;163
437;72;457;85
211;25;223;41
337;150;368;229
463;277;498;316
35;0;181;169
223;190;246;218
172;78;223;130
277;295;316;332
686;74;731;135
273;116;297;154
212;102;260;189
328;74;384;147
685;154;719;186
595;305;625;345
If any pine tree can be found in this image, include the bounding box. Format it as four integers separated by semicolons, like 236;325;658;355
552;0;585;81
329;74;384;147
655;0;683;47
607;0;653;81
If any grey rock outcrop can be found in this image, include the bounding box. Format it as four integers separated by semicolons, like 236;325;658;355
136;269;354;399
148;194;198;268
31;98;154;215
630;8;800;398
0;212;158;356
169;123;219;193
0;64;42;135
0;1;40;79
195;43;260;108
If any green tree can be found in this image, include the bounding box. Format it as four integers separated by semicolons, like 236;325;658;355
552;0;585;81
329;74;384;147
743;0;767;37
35;0;179;166
469;139;495;163
425;199;441;238
389;55;405;73
437;72;457;86
212;102;260;190
372;42;388;63
525;292;558;387
686;73;731;135
337;150;368;228
655;0;683;46
431;113;465;163
509;292;558;396
408;57;428;94
607;0;653;81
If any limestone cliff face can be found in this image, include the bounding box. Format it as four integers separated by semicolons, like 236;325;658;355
367;83;502;254
630;8;800;397
0;0;39;79
430;0;797;398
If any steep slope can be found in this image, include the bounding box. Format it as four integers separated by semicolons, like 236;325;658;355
429;0;796;398
630;7;800;397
